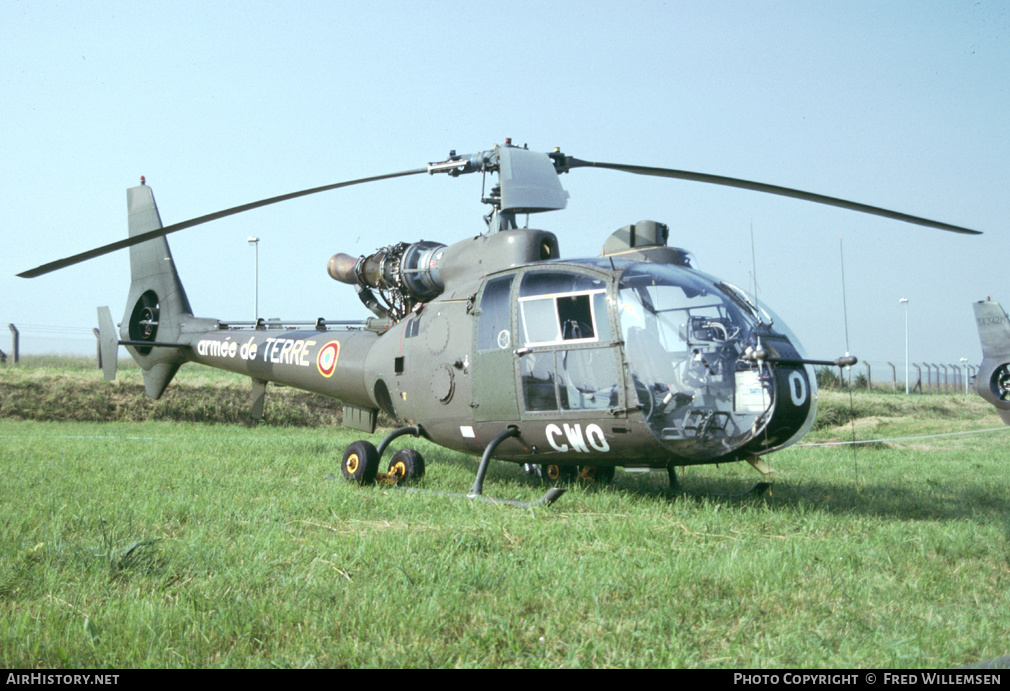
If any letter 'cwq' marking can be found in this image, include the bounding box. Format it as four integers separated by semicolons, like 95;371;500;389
546;423;610;453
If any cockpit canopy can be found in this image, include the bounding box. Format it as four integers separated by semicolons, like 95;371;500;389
475;258;816;462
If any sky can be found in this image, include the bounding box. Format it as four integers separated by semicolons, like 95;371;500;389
2;0;1008;382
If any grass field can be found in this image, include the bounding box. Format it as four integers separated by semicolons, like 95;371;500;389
2;359;1009;668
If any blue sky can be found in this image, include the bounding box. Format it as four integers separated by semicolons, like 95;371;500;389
2;1;1008;379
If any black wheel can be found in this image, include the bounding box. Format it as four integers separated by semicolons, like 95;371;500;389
388;448;425;483
341;440;379;484
579;465;616;484
540;463;577;484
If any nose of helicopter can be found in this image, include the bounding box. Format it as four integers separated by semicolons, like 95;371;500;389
617;262;817;462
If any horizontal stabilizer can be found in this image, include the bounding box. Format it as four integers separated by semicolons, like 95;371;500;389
97;306;118;381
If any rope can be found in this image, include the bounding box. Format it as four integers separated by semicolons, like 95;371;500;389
796;425;1010;448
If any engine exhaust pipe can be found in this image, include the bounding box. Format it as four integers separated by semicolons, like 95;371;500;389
327;253;360;285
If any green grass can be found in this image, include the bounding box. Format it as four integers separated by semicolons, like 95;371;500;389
1;360;1009;668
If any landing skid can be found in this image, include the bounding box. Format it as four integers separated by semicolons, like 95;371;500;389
667;464;772;499
405;486;566;508
465;427;567;507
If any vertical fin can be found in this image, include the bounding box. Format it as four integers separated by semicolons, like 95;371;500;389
121;183;192;398
972;300;1010;425
251;378;267;420
973;301;1010;360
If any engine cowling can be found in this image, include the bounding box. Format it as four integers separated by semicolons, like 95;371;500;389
328;228;561;323
328;241;446;321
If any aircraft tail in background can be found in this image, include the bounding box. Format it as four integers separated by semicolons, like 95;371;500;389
972;300;1010;425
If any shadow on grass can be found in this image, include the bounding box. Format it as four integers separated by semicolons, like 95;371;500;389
760;477;1010;524
390;441;1010;526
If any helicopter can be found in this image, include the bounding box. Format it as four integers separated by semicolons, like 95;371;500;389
19;140;982;507
972;300;1010;426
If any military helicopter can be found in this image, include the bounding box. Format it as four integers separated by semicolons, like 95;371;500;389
972;300;1010;426
19;140;982;507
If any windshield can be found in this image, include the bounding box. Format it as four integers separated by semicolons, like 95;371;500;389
617;262;797;460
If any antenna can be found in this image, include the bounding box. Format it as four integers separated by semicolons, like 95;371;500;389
839;234;851;357
750;219;774;485
750;219;762;323
839;234;859;494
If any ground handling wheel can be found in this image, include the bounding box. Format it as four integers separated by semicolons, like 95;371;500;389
540;463;578;484
387;448;425;483
342;440;379;485
578;465;616;484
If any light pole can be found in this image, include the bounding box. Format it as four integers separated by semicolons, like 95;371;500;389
248;236;259;322
899;298;909;394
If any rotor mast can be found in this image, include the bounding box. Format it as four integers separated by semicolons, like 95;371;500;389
426;139;570;233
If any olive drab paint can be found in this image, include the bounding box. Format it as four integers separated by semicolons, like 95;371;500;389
29;142;975;504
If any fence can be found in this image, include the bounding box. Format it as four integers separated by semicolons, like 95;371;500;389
4;323;103;366
819;359;976;394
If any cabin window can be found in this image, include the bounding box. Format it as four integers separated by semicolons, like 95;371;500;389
517;271;610;347
521;352;558;411
558;347;618;410
520;346;619;412
476;275;514;352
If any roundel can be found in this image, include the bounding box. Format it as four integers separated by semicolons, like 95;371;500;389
316;341;341;378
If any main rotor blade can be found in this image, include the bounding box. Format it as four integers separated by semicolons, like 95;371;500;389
566;158;981;235
18;167;428;278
